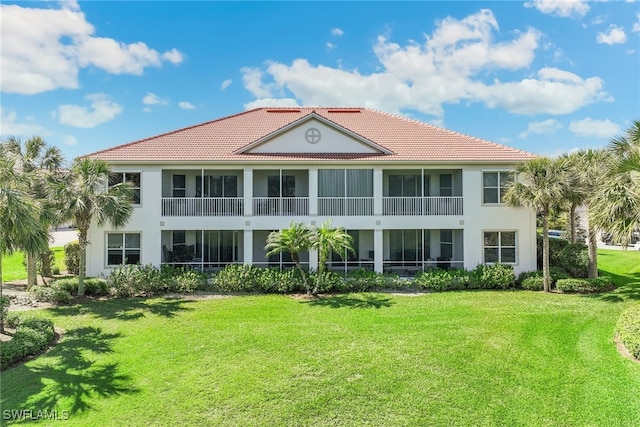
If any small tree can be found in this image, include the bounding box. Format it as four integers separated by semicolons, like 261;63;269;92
0;156;49;332
309;220;354;294
504;157;569;292
56;158;133;296
1;136;65;289
265;222;312;294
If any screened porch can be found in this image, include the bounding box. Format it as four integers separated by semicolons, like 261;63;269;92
160;230;243;270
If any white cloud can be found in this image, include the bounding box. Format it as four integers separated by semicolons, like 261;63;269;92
178;101;196;110
142;107;152;113
591;15;607;25
242;10;609;117
568;118;621;138
220;79;232;90
0;3;184;95
59;93;123;128
0;108;51;136
524;0;590;18
62;134;77;146
244;98;300;110
161;48;184;64
142;92;168;105
331;28;344;37
633;13;640;32
326;42;337;50
58;0;79;11
518;119;562;138
597;25;627;44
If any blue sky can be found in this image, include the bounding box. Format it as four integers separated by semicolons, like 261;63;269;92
1;0;639;162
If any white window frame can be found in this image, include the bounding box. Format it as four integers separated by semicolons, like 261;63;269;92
483;230;517;264
109;172;142;206
106;232;142;267
482;171;512;205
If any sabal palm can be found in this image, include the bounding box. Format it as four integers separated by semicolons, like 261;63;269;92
57;158;134;296
561;149;610;277
265;222;312;293
503;157;568;292
310;220;354;294
1;136;65;288
0;156;49;332
591;121;640;247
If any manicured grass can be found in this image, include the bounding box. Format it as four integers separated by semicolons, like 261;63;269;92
1;291;639;426
1;247;66;282
598;248;640;287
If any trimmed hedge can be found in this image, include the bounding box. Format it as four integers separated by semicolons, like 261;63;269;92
522;276;544;291
616;304;640;360
0;315;55;370
556;277;615;294
414;264;515;292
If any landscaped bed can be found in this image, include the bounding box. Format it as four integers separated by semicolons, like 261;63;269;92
1;290;639;426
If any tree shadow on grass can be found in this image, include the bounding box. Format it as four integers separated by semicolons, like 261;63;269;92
47;297;196;322
587;282;640;303
302;293;395;309
1;326;138;419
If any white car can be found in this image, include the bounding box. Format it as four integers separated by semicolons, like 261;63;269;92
634;241;640;250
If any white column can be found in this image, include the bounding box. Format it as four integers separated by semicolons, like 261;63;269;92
374;228;383;273
309;248;318;272
244;168;253;216
243;229;253;265
309;167;318;216
374;168;383;216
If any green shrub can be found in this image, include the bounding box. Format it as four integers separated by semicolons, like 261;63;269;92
4;311;22;328
556;277;615;294
516;270;541;288
51;277;109;297
616;304;640;360
0;315;55;370
175;270;207;293
549;266;570;284
214;264;263;293
415;269;471;291
30;286;71;304
556;244;589;278
521;276;544;291
64;242;81;275
256;268;305;294
471;263;515;289
340;269;407;292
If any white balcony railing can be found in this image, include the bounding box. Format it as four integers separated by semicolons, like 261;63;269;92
161;197;244;217
252;197;309;216
318;197;374;216
383;196;463;216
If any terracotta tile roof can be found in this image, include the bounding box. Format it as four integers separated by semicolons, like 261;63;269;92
86;108;536;163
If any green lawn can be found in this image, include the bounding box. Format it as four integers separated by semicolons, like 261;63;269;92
1;250;639;426
1;293;639;425
1;247;66;282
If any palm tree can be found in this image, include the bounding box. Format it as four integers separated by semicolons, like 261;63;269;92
590;121;640;249
309;220;354;294
1;136;65;288
0;156;49;332
265;222;312;293
56;158;134;296
562;149;610;278
503;157;568;292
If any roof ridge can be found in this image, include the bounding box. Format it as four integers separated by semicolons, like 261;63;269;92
82;108;262;158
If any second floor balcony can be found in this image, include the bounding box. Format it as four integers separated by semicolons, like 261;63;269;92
160;167;464;217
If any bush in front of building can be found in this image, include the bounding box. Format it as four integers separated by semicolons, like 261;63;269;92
616;304;640;360
556;277;615;294
64;242;81;275
0;315;55;370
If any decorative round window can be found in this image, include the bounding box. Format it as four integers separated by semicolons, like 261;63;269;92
305;128;321;144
